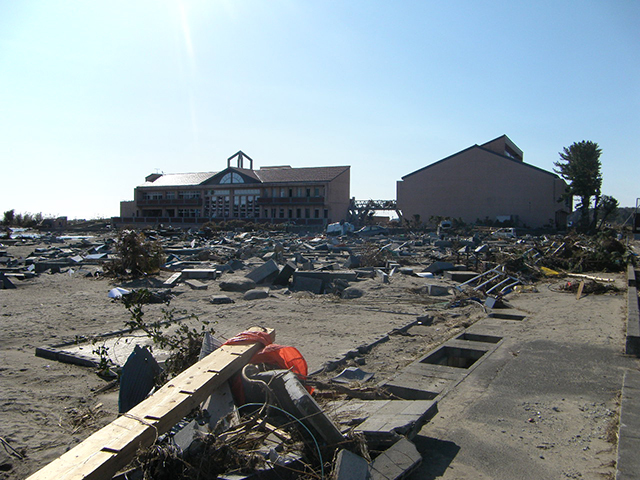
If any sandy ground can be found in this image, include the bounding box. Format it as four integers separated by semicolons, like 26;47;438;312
0;237;633;479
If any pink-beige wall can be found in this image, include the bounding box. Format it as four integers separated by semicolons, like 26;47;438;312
397;148;568;228
326;168;351;223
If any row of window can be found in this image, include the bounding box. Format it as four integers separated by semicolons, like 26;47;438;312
141;209;201;218
140;207;329;220
267;208;328;219
263;186;324;198
142;186;325;201
142;191;201;200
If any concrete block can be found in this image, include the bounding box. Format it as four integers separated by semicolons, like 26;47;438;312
377;270;390;284
291;275;323;294
434;240;453;248
243;288;270;300
444;270;479;283
332;449;369;480
245;259;279;284
273;261;296;286
181;269;218;280
119;345;161;413
369;438;422;480
163;272;182;287
1;272;16;289
202;382;239;431
628;264;636;287
342;287;365;299
226;259;245;272
617;370;640;479
344;255;361;269
625;286;640;356
424;261;454;274
219;276;256;292
328;399;437;447
210;295;234;305
485;296;498;309
426;284;449;296
254;370;344;446
185;279;208;290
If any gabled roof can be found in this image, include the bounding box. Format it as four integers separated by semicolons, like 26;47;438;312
204;167;262;184
138;165;350;188
401;141;559;180
255;166;349;183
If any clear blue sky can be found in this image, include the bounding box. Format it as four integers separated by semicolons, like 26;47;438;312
1;0;638;220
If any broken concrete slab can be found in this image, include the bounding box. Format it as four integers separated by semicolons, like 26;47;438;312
332;449;369;480
243;288;270;301
201;381;239;431
331;367;374;384
254;370;344;446
1;272;16;289
185;279;208;290
329;399;437;447
245;259;279;284
341;286;364;299
163;271;182;287
272;261;296;286
219;276;256;292
291;275;323;294
444;270;479;282
369;437;422;480
210;295;234;305
423;284;449;296
424;261;455;274
181;269;219;280
119;345;161;413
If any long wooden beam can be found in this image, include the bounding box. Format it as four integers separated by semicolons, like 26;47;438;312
27;327;275;480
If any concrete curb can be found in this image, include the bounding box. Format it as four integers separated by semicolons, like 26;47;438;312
624;265;640;356
616;369;640;480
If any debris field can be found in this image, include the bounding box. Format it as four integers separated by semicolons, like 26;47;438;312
0;226;635;479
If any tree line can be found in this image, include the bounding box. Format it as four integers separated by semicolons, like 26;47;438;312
2;209;46;228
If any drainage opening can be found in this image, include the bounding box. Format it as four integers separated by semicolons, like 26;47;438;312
456;333;502;344
488;313;526;321
420;346;486;369
383;384;439;400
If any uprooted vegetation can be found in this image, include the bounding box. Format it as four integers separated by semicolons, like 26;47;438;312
491;231;632;284
105;230;165;277
120;289;215;380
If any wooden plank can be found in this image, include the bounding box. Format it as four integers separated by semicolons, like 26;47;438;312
26;327;275;480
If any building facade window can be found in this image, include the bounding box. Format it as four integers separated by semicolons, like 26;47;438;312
177;208;200;218
178;191;200;199
219;172;244;184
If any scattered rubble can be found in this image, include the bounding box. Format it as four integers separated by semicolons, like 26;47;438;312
3;224;635;479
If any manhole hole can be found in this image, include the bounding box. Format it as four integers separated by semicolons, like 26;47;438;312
420;346;486;369
488;313;526;321
456;333;502;344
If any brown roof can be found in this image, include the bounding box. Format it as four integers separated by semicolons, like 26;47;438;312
254;166;349;183
139;166;349;188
